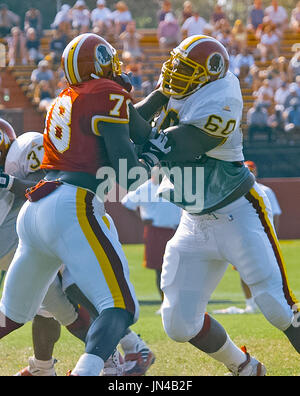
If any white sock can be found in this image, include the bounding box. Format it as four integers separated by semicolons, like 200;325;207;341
120;331;142;353
72;353;104;376
33;357;54;370
208;336;246;371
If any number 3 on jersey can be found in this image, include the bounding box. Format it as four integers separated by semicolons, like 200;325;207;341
45;91;76;153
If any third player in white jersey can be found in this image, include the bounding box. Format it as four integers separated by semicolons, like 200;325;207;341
0;129;45;270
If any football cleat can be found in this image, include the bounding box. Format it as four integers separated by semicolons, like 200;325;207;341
227;346;267;376
66;370;79;376
14;357;57;376
100;349;125;376
124;338;155;376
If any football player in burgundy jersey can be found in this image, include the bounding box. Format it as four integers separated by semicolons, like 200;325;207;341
0;119;154;377
0;34;171;376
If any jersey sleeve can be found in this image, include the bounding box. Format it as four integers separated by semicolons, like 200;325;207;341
265;187;282;216
121;190;141;211
89;87;132;136
121;181;151;210
179;73;243;139
180;98;241;139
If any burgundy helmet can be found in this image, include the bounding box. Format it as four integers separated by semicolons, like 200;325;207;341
161;35;229;97
62;33;122;85
0;118;16;167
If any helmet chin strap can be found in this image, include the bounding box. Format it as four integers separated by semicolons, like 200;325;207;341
90;73;100;79
90;70;114;80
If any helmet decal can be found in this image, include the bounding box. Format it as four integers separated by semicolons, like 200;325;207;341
207;53;225;75
95;44;113;66
62;33;121;85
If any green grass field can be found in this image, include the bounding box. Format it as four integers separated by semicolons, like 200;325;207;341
0;240;299;376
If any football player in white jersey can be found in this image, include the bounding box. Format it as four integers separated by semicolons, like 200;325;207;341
136;35;300;375
0;118;154;376
0;119;46;273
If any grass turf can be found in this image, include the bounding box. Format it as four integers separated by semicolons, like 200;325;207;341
0;240;299;376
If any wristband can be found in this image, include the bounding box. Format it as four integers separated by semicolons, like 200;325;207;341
6;175;14;191
0;174;14;190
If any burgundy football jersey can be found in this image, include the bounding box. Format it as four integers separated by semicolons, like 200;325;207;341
42;78;132;175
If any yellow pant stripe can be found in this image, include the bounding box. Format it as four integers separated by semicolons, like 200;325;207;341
76;188;125;310
248;187;299;310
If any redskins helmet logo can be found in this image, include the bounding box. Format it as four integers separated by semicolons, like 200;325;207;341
94;44;114;76
95;44;112;65
207;52;225;75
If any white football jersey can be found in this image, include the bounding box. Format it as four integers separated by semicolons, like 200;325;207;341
0;132;44;226
258;183;282;216
156;71;244;162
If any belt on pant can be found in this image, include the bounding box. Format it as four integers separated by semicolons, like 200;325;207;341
45;170;99;194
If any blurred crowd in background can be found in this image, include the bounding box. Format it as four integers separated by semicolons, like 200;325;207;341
0;0;300;142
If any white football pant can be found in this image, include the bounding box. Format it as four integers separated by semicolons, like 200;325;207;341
161;183;298;342
0;184;139;324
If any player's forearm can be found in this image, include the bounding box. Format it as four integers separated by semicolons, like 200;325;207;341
134;90;169;122
99;123;151;190
160;124;225;162
128;103;153;144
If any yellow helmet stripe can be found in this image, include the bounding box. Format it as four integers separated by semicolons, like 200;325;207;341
65;36;83;85
182;35;209;51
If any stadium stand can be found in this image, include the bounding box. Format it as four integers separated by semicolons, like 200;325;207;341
1;18;300;176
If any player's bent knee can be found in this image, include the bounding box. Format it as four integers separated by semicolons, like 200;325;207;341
162;305;205;343
254;292;293;330
249;265;294;331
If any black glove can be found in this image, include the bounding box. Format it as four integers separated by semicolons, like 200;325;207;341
140;128;171;168
114;72;133;93
0;170;14;190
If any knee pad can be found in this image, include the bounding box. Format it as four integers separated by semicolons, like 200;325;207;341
250;276;294;331
254;292;293;331
162;303;205;343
